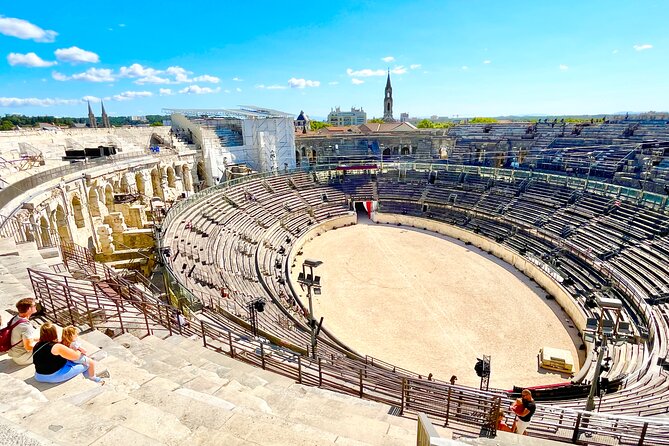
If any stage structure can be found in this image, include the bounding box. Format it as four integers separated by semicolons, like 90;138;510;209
166;107;296;181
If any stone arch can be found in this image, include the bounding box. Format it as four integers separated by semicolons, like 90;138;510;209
401;146;410;155
151;168;163;199
39;216;51;247
55;205;71;243
88;187;101;217
120;175;131;193
167;166;177;188
72;195;85;228
182;165;193;192
196;161;207;190
383;148;391;157
135;172;147;196
105;184;114;210
307;148;317;164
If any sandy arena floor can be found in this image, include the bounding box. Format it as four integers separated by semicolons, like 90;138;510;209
291;219;583;389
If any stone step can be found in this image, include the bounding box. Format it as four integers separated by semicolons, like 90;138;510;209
78;389;192;445
0;414;62;446
4;398;116;446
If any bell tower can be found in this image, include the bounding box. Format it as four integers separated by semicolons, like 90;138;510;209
383;70;395;123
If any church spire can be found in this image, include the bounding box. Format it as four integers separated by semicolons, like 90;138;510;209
100;101;111;128
87;101;97;129
383;69;395;123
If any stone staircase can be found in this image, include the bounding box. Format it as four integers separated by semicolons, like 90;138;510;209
1;326;450;445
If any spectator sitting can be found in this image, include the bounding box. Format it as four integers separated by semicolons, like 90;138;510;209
33;322;107;384
7;298;40;365
60;326;104;383
493;408;513;432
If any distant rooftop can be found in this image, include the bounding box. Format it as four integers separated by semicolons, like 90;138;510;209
163;106;293;120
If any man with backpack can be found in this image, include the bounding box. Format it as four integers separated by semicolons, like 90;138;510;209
2;298;39;365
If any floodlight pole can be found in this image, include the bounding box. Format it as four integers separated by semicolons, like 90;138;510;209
585;335;607;412
299;259;322;359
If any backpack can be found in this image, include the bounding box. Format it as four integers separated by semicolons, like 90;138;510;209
0;317;28;353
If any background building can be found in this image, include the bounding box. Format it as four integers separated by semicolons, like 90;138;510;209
167;107;296;181
327;107;367;126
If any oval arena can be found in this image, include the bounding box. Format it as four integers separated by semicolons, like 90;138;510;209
2;130;669;444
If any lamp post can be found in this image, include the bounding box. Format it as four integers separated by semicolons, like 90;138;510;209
298;258;323;359
247;298;266;337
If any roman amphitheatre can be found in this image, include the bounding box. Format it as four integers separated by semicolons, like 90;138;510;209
2;115;669;445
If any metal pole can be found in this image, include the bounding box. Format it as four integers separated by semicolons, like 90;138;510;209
307;284;316;359
585;336;607;411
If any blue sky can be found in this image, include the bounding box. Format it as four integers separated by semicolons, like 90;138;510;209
1;1;667;119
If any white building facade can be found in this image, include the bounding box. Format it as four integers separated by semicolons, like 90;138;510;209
327;107;367;126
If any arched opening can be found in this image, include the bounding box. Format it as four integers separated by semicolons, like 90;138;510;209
382;148;391;157
88;187;101;217
196;161;207;191
151;168;163;199
135;172;146;196
55;205;71;243
72;195;85;228
39;216;51;247
121;175;130;193
295;150;302;167
401;146;410;155
105;184;114;210
113;180;122;193
182;165;193;192
307;149;317;164
167;166;177;188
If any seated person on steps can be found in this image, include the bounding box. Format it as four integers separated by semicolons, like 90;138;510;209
7;298;40;365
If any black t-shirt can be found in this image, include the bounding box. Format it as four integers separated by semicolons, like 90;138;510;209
519;399;536;422
33;342;67;375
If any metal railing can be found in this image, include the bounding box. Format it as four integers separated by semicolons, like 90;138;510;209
27;254;669;445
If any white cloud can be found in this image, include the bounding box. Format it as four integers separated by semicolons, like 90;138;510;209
288;78;320;88
55;46;99;64
51;71;68;81
166;66;191;83
72;68;115;82
612;49;619;54
192;74;220;83
118;23;126;28
111;90;152;101
347;68;384;77
224;89;231;93
461;66;469;70
119;63;157;78
256;84;285;89
134;74;171;84
0;97;79;107
351;78;364;85
559;64;569;71
328;81;339;85
232;77;242;81
0;16;57;42
410;64;421;70
7;52;56;67
178;85;221;95
236;87;242;92
81;95;101;102
483;60;491;64
633;44;652;51
346;66;406;77
159;88;174;96
382;56;395;63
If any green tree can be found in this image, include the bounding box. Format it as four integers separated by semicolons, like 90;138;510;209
150;121;163;126
310;121;330;131
368;118;384;123
417;119;435;128
0;120;14;131
470;117;498;123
